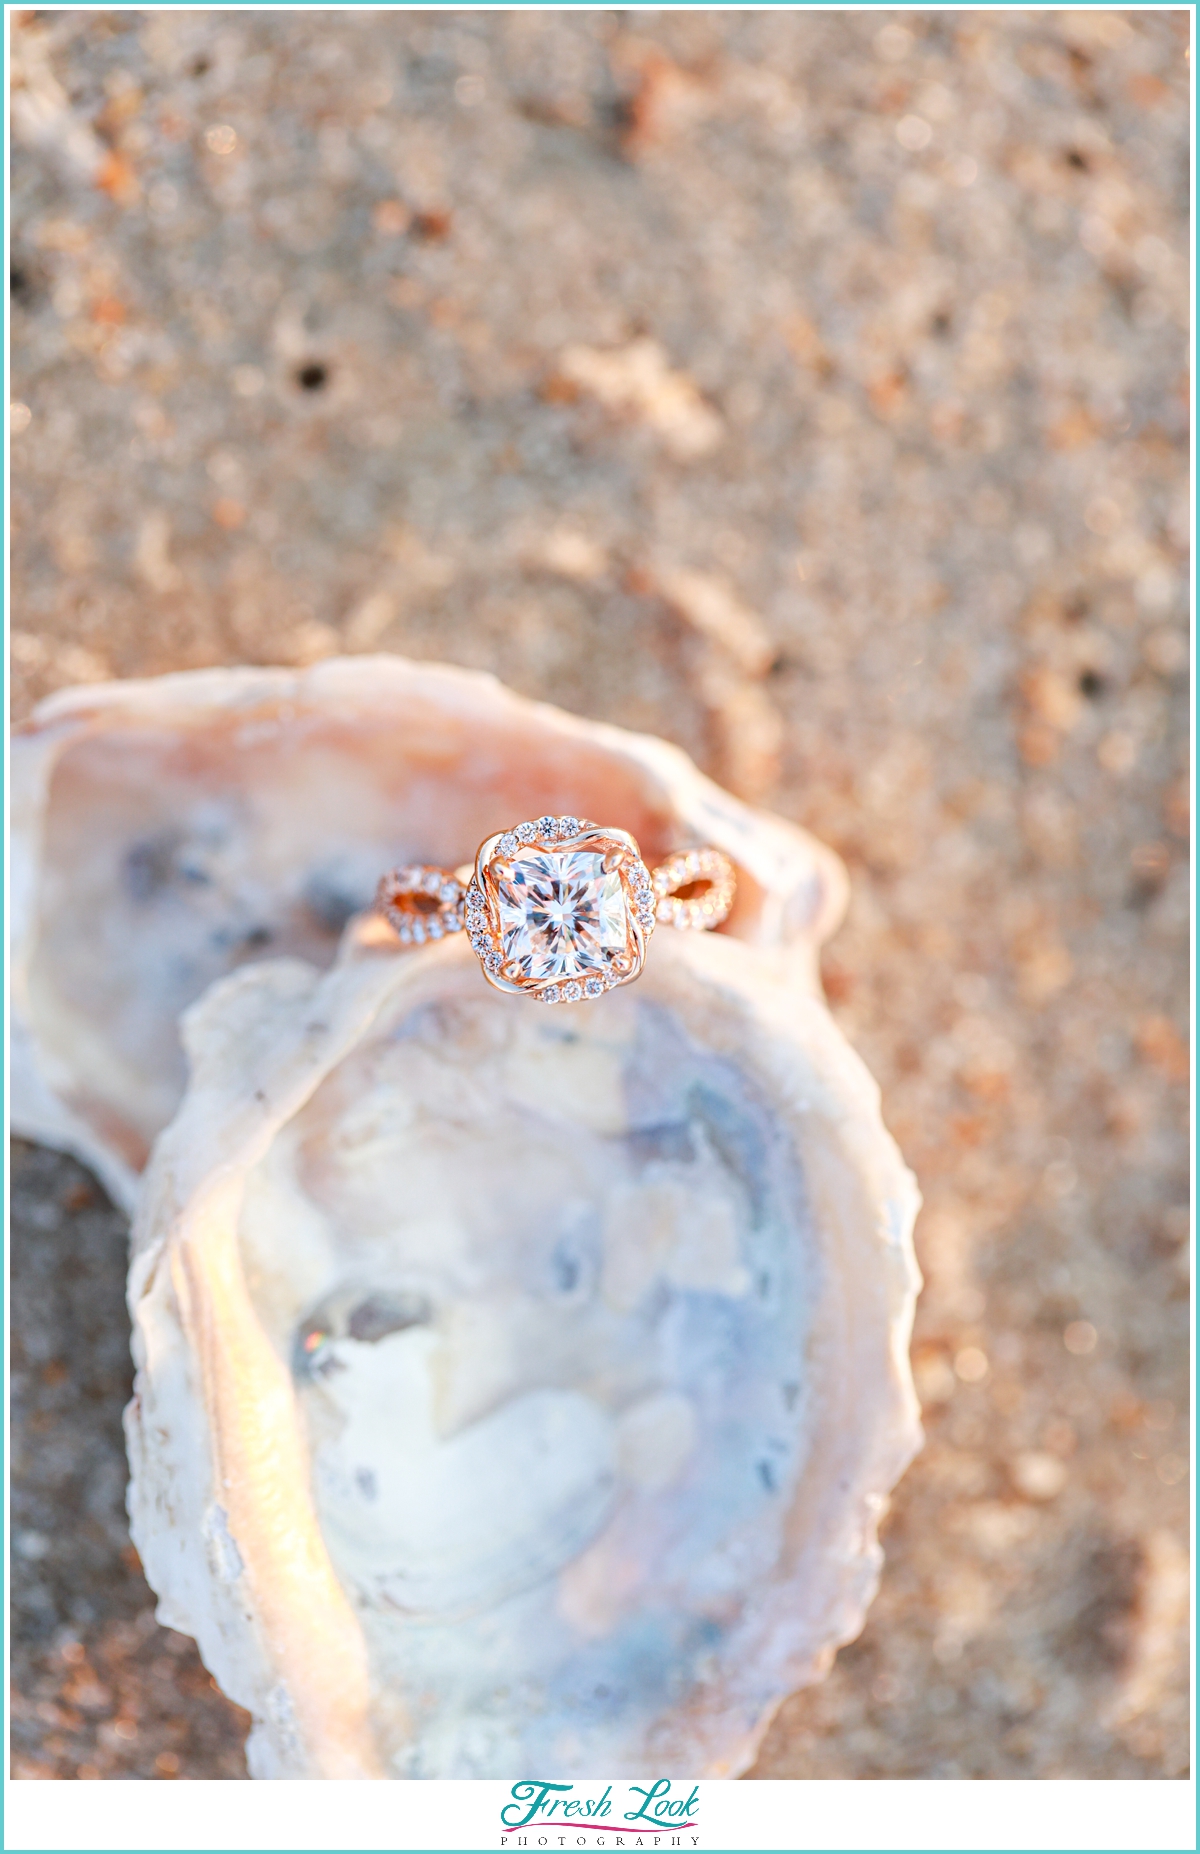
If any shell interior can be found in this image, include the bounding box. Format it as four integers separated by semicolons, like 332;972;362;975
239;985;815;1775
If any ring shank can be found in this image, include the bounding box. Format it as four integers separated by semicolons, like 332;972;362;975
374;840;736;962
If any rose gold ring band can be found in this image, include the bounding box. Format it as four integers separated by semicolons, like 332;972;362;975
374;814;735;1003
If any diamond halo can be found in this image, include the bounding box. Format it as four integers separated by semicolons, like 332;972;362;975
471;817;655;1003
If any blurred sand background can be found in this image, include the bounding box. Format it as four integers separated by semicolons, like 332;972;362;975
10;8;1190;1781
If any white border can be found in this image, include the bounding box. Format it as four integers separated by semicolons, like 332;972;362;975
1;1776;1197;1852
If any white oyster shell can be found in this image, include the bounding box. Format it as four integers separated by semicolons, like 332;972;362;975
11;657;846;1215
13;655;918;1776
126;922;920;1778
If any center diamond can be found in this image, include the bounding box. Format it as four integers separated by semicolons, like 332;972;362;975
494;849;629;981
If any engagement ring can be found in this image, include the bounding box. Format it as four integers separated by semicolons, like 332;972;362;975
375;815;735;1002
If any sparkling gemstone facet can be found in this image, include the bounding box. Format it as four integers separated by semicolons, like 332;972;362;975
494;848;629;982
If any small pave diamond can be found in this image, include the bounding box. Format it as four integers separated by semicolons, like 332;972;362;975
498;832;519;857
542;985;561;1003
584;976;605;997
563;980;583;1001
516;821;538;843
537;815;557;839
556;815;580;838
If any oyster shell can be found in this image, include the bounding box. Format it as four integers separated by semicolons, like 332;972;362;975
14;654;918;1775
126;921;920;1778
11;657;846;1215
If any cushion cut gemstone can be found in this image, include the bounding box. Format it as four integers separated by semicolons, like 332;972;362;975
494;848;629;982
